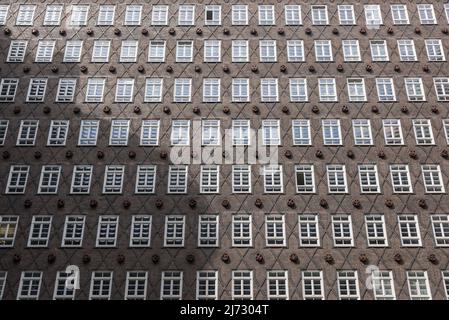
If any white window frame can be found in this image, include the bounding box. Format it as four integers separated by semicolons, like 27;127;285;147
16;120;39;146
130;215;152;247
38;165;62;194
109;119;130;146
200;165;220;194
0;216;19;248
232;215;252;247
398;215;422;247
27;216;52;248
431;215;449;247
70;165;93;194
102;165;125;194
167;165;188;194
164;215;185;247
125;271;148;300
17;271;42;300
56;78;76;102
267;270;289;300
232;165;251;193
352;119;373;145
263;165;283;193
302;271;324;300
232;271;253;300
332;215;354;247
337;271;360;300
327;165;348;193
358;164;380;193
95;216;119;247
365;214;388;247
78;120;99;146
265;215;286;247
7;40;27;63
160;271;183;300
421;164;444;193
47;120;69;146
6;165;29;194
295;165;315;193
135;165;157;194
89;271;113;300
407;271;431;300
322;119;342;145
413;119;434;144
390;164;413;193
198;215;219;247
196;271;218;300
61;215;85;248
383;119;404;145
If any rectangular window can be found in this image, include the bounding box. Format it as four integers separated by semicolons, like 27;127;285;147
96;216;119;247
86;78;106;102
398;39;417;61
0;120;7;145
120;40;138;63
196;271;218;300
151;5;168;26
358;164;380;193
298;214;319;247
115;78;134;102
311;5;328;25
144;78;163;102
347;78;366;101
315;40;333;62
78;120;99;145
376;78;396;101
89;271;113;300
26;78;47;102
391;4;409;25
7;40;27;62
302;271;324;300
338;5;355;25
370;40;389;61
372;271;396;300
444;271;449;300
97;5;115;25
413;119;434;144
198;215;219;247
200;165;219;193
444;119;449;145
398;215;422;246
47;120;69;146
422;164;444;193
431;215;449;247
295;165;315;193
232;40;249;62
327;165;347;193
262;120;280;145
383;119;403;145
161;271;183;300
365;215;388;247
103;165;125;194
124;5;142;26
417;4;436;24
167;165;188;194
202;120;220;145
232;271;253;300
176;41;193;62
285;5;301;25
109;119;129;146
434;78;449;101
164;216;185;247
35;41;55;63
232;215;252;247
125;271;148;300
292;119;311;145
70;5;89;26
203;79;220;102
232;119;250;145
140;120;160;146
266;215;286;247
322;119;342;145
135;166;157;194
0;5;9;25
287;40;305;62
365;5;382;26
260;78;279;102
232;5;248;25
130;215;152;247
353;119;373;145
267;271;289;300
6;165;29;194
258;5;275;25
173;78;192;102
425;39;445;61
54;271;76;300
204;40;221;63
56;79;76;102
44;5;63;26
205;5;221;25
337;271;360;300
405;78;425;101
263;165;283;193
70;165;93;194
17;272;42;300
178;5;195;26
342;40;361;62
92;41;110;63
11;107;33;130
62;215;85;248
63;40;83;63
0;216;18;247
28;216;52;247
232;165;251;193
407;271;431;300
38;165;61;194
148;41;165;62
390;164;412;193
332;215;353;247
318;78;337;102
232;79;250;102
259;40;277;62
16;5;36;26
171;120;190;145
